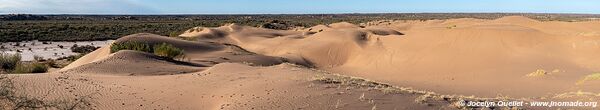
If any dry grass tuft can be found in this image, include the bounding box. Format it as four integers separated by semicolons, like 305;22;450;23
526;69;549;77
576;73;600;85
311;72;524;109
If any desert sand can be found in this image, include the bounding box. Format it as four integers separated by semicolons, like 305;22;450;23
3;16;600;109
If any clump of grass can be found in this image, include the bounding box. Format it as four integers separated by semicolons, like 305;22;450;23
576;73;600;85
526;69;549;77
12;63;48;73
1;53;48;73
153;43;184;59
0;53;21;70
110;41;152;53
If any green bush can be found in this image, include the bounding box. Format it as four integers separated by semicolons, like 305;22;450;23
110;41;152;53
30;63;48;73
153;43;184;59
110;41;185;60
12;63;48;73
0;53;21;70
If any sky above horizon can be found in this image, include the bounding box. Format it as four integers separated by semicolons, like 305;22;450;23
1;0;599;14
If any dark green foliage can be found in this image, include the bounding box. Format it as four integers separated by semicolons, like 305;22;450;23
261;20;293;30
153;43;184;59
110;41;185;59
70;44;99;53
110;41;152;53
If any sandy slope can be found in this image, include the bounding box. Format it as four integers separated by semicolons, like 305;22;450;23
3;62;461;109
3;16;600;109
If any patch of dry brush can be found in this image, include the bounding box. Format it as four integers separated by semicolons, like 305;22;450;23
312;74;525;110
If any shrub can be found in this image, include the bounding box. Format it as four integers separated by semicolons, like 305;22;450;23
46;59;61;68
33;55;45;62
169;31;180;37
110;41;152;53
57;54;86;62
153;43;184;59
12;63;48;73
0;53;21;70
71;44;99;53
110;41;184;60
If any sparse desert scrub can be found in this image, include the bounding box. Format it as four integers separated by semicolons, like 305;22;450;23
153;43;185;59
576;73;600;85
0;53;21;71
311;74;523;109
12;63;48;73
1;53;49;73
57;54;86;62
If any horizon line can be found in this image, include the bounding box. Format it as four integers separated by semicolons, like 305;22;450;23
2;12;600;16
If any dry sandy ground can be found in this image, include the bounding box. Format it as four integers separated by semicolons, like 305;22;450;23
2;16;600;109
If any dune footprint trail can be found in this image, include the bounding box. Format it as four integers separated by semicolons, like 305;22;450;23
3;16;600;109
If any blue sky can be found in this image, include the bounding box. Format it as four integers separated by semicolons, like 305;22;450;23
1;0;599;14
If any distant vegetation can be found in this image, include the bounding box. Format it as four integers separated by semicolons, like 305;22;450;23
111;41;184;59
1;13;599;42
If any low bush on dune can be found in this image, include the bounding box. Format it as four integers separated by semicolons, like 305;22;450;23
111;41;185;60
153;43;185;59
110;41;152;53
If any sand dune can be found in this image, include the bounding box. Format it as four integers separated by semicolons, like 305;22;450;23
3;16;600;109
177;16;600;98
